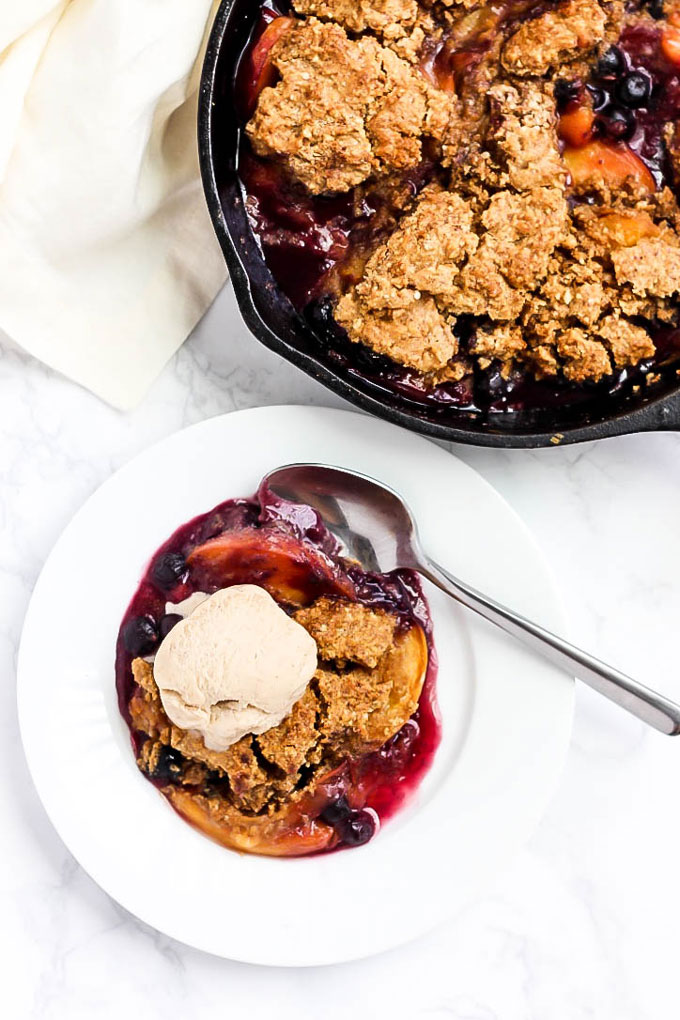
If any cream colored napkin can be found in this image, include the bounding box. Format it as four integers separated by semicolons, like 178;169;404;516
0;0;227;409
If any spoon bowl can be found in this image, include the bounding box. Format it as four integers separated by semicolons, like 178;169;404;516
264;462;421;574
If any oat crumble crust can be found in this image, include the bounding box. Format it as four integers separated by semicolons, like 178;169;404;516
245;0;680;386
246;16;450;194
128;597;425;824
291;0;439;62
293;0;420;39
500;0;607;78
293;596;397;667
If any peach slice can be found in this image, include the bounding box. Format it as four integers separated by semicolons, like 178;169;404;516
186;528;356;607
166;786;337;857
361;624;429;751
248;16;294;107
662;24;680;67
564;140;655;193
558;104;595;148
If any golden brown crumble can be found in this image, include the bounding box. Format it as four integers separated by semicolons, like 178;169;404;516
479;84;568;193
336;84;578;372
315;664;393;752
471;323;525;372
129;659;171;743
555;327;612;383
129;596;426;820
245;0;680;388
335;187;476;372
611;236;680;298
131;656;156;694
256;685;322;775
336;292;458;373
316;627;425;754
291;0;438;63
247;17;450;194
501;0;606;78
294;596;397;667
292;0;419;39
138;740;206;787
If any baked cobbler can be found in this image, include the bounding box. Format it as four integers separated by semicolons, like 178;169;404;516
234;0;680;413
116;479;439;856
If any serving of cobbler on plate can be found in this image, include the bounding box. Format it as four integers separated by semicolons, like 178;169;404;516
231;0;680;415
116;477;439;857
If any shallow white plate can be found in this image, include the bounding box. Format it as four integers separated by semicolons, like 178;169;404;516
18;406;573;966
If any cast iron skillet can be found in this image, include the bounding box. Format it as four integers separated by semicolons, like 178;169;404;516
198;0;680;448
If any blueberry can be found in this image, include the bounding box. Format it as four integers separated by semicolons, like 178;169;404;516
122;615;158;656
553;78;580;111
158;613;183;639
338;810;376;847
352;342;395;376
617;71;651;109
304;295;345;346
586;85;610;112
596;46;624;78
151;551;187;590
320;796;352;827
598;106;635;141
384;720;420;768
476;366;512;406
151;746;185;783
646;0;665;19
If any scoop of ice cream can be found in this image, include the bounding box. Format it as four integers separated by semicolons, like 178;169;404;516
153;584;318;751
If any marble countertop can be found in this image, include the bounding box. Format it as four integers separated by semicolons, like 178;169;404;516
3;284;679;1019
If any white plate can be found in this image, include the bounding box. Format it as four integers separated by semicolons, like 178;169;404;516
18;406;574;966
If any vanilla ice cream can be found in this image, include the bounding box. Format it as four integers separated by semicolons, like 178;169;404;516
153;585;318;751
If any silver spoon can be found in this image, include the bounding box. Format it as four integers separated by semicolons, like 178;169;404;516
264;462;680;736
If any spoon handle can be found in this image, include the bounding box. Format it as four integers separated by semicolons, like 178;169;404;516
422;558;680;736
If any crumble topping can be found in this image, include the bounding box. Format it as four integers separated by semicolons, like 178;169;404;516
596;314;655;367
246;17;451;194
291;0;437;63
335;187;475;372
611;235;680;297
256;686;322;775
501;0;607;78
477;84;568;193
244;0;680;389
131;656;157;695
294;596;397;667
292;0;420;39
129;595;425;818
336;85;580;373
554;327;613;383
315;626;425;753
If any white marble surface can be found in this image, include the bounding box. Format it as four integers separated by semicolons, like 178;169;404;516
2;284;680;1018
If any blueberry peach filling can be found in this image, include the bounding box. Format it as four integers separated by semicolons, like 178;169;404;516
116;480;439;857
231;0;680;416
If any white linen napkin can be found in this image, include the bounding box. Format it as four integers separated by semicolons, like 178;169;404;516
0;0;227;409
